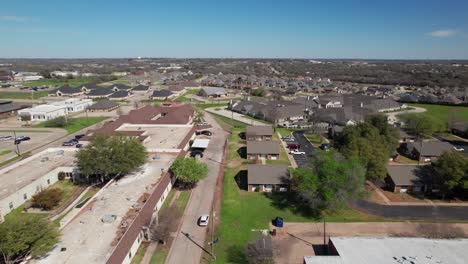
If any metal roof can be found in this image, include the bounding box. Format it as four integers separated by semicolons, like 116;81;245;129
191;138;210;149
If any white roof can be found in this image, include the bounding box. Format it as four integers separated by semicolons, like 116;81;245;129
305;237;468;264
18;104;66;113
191;138;210;149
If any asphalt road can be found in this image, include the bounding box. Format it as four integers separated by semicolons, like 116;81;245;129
165;112;228;264
433;134;468;154
291;130;316;168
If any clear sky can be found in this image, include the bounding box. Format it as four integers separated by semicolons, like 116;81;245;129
1;0;468;59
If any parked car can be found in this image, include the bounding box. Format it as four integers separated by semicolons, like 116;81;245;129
290;150;306;155
287;143;300;149
454;146;465;152
282;136;295;142
0;135;13;141
190;150;204;158
196;130;212;136
15;136;30;141
75;144;83;148
196;122;209;126
63;140;77;146
198;214;209;226
75;134;85;140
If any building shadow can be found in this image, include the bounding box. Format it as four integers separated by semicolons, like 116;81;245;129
234;170;248;190
237;146;247;159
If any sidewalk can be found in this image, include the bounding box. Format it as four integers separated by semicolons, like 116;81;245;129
205;107;266;126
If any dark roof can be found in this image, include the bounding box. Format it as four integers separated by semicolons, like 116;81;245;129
452;122;468;132
407;141;454;156
87;88;114;97
56;85;82;94
247;164;290;185
0;100;23;114
132;85;150;91
78;83;101;90
386;165;434;186
88;100;119;110
247;141;280;155
109;90;130;98
152;89;173;98
108;84;132;91
246;125;274;137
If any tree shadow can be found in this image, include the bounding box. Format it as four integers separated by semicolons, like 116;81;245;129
226;245;248;264
237;147;247;159
238;131;246;140
234;170;248;190
264;192;320;219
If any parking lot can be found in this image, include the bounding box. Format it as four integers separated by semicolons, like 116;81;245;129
37;154;176;264
281;131;316;168
0;128;68;162
116;125;193;152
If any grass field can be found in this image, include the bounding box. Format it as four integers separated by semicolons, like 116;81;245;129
34;116;108;134
211;115;381;263
21;77;99;87
409;103;468;123
0;91;49;99
0;149;12;156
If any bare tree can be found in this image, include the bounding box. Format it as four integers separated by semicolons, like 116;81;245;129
150;208;180;245
246;235;274;264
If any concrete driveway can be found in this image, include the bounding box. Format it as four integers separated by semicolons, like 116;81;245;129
165;112;228;264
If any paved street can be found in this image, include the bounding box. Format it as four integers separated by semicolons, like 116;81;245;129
205;107;265;126
292;130;316;168
165;112;228;264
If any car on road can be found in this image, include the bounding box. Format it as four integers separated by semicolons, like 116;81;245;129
282;136;295;142
196;130;212;136
0;135;13;141
75;134;85;140
15;136;30;141
198;214;209;226
290;150;306;155
454;146;465;152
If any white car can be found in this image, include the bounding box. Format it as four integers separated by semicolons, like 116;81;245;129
198;214;209;226
454;146;465;152
290;150;306;155
0;136;13;141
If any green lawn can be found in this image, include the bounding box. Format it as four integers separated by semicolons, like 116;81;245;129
0;151;31;168
0;150;12;156
150;249;168;264
0;91;49;99
209;112;247;132
34;116;108;134
131;242;149;264
305;133;324;146
21;77;99;87
241;114;271;124
409;103;468;124
51;180;80;209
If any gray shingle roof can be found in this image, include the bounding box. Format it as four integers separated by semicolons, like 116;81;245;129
200;87;226;96
408;141;454;157
152;89;173;98
247;141;280;155
132;85;149;91
248;164;290;185
0;100;23;114
88;100;119;110
386;164;434;186
56;85;81;94
246;125;273;137
109;90;129;98
87;88;114;97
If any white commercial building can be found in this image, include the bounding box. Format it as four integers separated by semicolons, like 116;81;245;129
52;98;93;113
51;71;79;77
0;148;76;222
304;237;468;264
18;104;67;121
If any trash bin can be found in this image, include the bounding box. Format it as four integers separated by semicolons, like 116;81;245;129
271;229;277;236
273;216;284;227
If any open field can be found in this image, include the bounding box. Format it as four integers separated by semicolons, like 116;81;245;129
33;116;108;134
21;77;100;87
409;103;468;123
0;91;49;99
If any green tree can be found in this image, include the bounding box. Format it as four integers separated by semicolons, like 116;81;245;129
76;135;147;183
291;152;366;214
0;217;59;264
44;116;67;128
251;89;265;97
434;151;468;198
170;157;208;188
32;188;63;210
399;113;441;137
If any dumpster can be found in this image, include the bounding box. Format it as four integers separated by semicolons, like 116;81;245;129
273;216;283;227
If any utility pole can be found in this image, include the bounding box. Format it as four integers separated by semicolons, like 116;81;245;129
211;203;216;260
13;130;20;156
323;219;327;255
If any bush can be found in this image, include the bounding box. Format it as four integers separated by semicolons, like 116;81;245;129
44;116;67;128
31;188;63;210
58;172;66;180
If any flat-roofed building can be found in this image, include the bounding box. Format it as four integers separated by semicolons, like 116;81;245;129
18;104;67;121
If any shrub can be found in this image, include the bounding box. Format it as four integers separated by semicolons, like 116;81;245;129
32;188;63;210
44;116;67;128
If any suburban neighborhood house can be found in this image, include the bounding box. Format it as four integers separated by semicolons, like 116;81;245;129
198;87;227;97
385;164;436;193
403;141;455;162
0;100;24;116
246;140;280;160
0;149;76;222
247;164;290;192
246;125;274;141
304;237;468;264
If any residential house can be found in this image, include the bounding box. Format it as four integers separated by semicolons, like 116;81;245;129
385;164;436;193
152;89;174;100
108;84;132;92
247;164;290;192
198;87;227;97
54;85;84;97
77;83;101;93
109;90;131;100
451;122;468;139
87;88;114;98
403;141;455;162
247;141;280;160
132;85;151;93
246;125;274;141
87;100;119;112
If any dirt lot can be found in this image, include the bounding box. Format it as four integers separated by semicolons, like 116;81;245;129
272;222;468;264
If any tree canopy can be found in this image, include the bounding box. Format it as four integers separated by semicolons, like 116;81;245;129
170;157;208;188
291;151;366;215
336;115;399;179
434;151;468;198
0;217;59;264
76;135;147;182
399;113;445;136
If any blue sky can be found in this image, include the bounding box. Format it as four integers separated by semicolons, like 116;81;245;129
1;0;467;59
